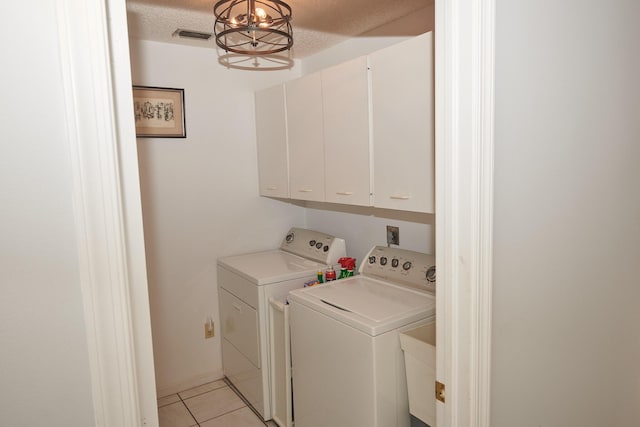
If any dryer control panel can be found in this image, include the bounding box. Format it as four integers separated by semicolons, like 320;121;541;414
360;246;436;294
280;227;347;265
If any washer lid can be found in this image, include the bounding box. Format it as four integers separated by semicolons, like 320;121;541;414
288;276;435;336
218;250;325;285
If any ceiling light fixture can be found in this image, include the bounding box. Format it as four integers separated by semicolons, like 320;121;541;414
213;0;293;56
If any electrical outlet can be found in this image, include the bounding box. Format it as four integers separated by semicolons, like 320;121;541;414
386;225;400;246
204;321;215;339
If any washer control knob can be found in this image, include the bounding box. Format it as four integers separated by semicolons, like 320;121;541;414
323;245;329;252
426;266;436;283
380;256;388;266
402;261;412;271
368;256;376;264
309;240;316;246
315;242;323;249
391;258;399;268
286;232;295;243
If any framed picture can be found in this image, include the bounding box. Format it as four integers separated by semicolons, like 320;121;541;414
132;86;186;138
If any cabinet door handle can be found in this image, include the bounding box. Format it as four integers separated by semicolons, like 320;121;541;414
390;195;411;200
336;191;354;196
266;186;278;190
298;189;313;192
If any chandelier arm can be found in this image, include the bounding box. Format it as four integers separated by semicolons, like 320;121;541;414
215;28;292;53
247;0;254;25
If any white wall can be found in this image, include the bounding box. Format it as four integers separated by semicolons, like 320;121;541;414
0;1;95;425
306;204;435;268
129;40;306;395
492;0;640;425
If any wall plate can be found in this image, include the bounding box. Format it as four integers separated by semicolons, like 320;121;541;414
386;225;399;245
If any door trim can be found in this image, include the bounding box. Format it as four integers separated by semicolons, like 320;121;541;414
56;0;157;425
435;0;495;425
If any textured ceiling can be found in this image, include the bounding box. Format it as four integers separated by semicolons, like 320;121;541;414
126;0;434;58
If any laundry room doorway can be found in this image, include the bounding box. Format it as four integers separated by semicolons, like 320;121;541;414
57;0;497;425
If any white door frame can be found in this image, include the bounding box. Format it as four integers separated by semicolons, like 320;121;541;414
56;0;158;425
435;0;495;426
57;0;496;424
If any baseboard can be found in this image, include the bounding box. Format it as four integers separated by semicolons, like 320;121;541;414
156;369;224;398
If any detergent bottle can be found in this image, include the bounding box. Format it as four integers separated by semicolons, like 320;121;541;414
337;257;350;279
346;258;356;277
325;265;337;281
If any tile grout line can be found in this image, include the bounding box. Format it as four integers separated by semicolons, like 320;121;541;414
196;406;258;426
178;393;201;427
177;381;252;426
160;379;272;426
177;380;228;400
157;399;179;409
223;377;270;426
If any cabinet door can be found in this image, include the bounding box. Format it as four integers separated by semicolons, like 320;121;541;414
322;56;372;206
255;85;289;198
286;72;325;202
370;32;434;213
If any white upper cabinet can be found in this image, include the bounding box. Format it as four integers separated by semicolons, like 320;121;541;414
322;56;372;206
255;32;434;213
255;84;289;198
369;32;434;213
285;71;325;202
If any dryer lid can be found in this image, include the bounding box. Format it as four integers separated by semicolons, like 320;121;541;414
218;250;325;285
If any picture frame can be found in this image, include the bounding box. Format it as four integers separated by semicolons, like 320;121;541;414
132;86;186;138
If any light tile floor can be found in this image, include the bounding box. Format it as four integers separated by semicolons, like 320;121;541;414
157;379;278;427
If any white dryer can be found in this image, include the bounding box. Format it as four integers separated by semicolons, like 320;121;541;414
288;246;436;427
217;228;346;421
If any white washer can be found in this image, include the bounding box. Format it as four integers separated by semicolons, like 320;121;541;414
217;228;346;421
288;246;436;427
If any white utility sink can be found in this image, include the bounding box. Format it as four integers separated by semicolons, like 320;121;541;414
400;321;436;427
